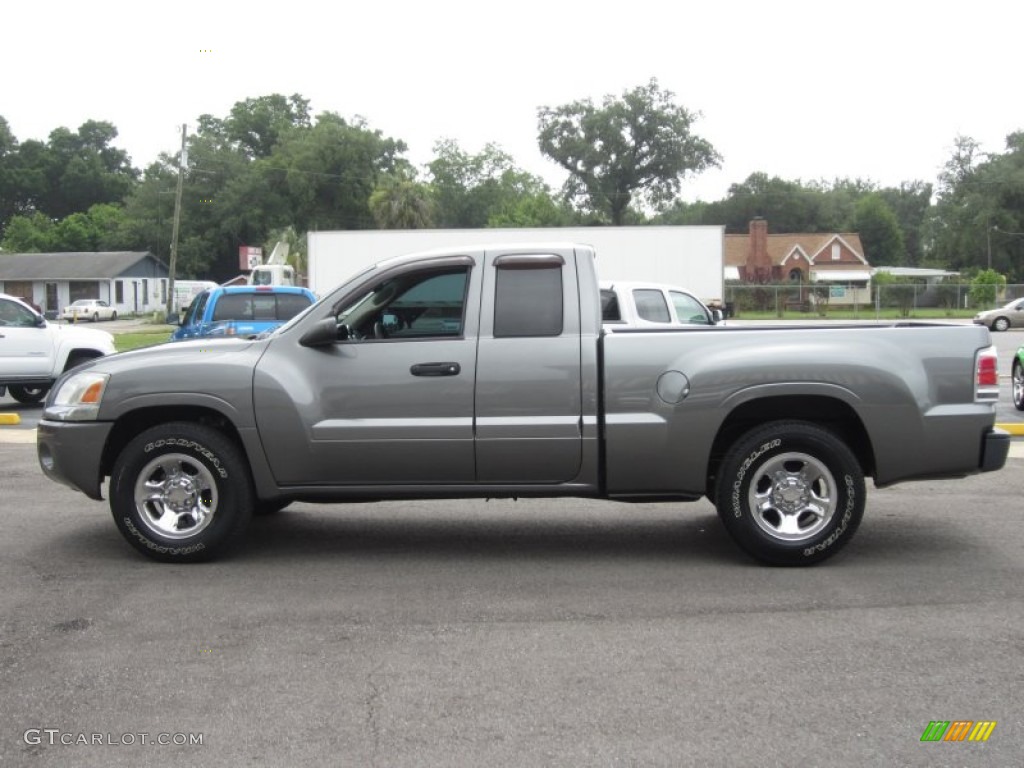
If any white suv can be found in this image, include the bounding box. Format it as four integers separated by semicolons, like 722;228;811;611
0;293;116;404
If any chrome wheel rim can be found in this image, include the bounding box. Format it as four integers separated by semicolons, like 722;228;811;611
748;452;838;542
1015;365;1024;407
133;453;218;539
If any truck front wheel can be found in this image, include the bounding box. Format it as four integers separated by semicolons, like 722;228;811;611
714;421;865;566
8;385;49;404
110;422;254;562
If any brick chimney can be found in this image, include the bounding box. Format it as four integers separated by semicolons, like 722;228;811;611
746;217;773;283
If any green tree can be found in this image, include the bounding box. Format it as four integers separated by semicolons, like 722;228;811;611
267;112;408;234
427;140;559;228
854;194;905;265
486;191;573;228
225;94;311;159
1;203;134;253
1;212;57;251
369;172;437;229
877;181;932;266
537;78;720;224
36;120;138;219
969;268;1005;308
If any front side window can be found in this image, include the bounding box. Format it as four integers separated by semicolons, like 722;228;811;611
633;289;671;323
0;298;37;327
335;267;469;340
669;291;710;325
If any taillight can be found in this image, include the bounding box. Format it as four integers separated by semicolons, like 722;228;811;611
975;346;999;401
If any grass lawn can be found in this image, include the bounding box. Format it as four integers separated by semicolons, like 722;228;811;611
113;327;174;352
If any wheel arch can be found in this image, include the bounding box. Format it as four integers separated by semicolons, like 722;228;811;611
62;348;106;372
100;406;248;482
706;395;875;495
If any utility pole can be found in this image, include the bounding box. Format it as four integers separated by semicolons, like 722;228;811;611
165;123;187;319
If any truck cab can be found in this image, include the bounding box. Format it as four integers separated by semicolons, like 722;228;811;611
172;285;316;341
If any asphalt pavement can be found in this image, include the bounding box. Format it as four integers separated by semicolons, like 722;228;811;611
2;323;1022;766
1;438;1021;767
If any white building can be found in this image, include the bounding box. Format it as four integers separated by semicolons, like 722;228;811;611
0;251;170;317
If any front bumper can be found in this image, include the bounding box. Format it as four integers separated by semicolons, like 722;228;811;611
980;427;1010;473
36;420;114;500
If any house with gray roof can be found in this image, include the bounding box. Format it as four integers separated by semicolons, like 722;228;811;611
0;251;169;317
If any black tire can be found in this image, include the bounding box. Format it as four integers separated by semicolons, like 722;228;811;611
111;311;118;320
110;422;254;562
992;317;1010;332
1014;361;1024;411
714;420;865;566
8;384;49;404
92;312;99;322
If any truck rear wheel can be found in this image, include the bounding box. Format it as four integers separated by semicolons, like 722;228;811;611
714;421;865;566
109;422;254;562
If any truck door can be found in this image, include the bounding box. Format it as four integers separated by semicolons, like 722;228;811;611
0;297;53;376
254;257;480;485
474;249;583;483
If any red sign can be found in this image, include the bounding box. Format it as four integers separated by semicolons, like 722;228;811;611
239;246;262;271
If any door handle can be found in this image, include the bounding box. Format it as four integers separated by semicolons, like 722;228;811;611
410;362;461;377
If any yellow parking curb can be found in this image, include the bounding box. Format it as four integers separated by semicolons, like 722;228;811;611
996;423;1024;436
0;413;21;425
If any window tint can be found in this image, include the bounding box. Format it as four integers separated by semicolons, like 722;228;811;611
494;266;562;337
212;294;253;322
335;267;469;340
252;295;278;321
600;289;622;322
277;293;314;320
209;293;313;322
669;291;710;325
633;289;671;322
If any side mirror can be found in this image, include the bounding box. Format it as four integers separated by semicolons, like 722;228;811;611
299;317;342;347
710;309;724;325
34;314;46;328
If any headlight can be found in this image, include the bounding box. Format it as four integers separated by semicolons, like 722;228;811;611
44;372;110;422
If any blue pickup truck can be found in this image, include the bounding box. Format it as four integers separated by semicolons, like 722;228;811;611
171;285;317;341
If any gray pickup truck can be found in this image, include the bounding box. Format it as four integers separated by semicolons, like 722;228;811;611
37;243;1009;565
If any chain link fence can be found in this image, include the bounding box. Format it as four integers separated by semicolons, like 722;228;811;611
722;282;1024;318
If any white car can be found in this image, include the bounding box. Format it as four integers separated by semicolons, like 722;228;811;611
61;299;118;322
600;281;724;330
0;293;116;403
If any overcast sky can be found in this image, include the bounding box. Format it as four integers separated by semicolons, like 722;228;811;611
5;0;1021;203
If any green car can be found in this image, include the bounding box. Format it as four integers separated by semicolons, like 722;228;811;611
1014;346;1024;410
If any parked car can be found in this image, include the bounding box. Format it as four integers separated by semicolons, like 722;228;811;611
973;298;1024;332
170;285;317;341
600;281;723;329
0;293;115;403
62;299;118;322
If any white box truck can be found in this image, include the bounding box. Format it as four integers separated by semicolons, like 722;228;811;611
307;226;725;303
